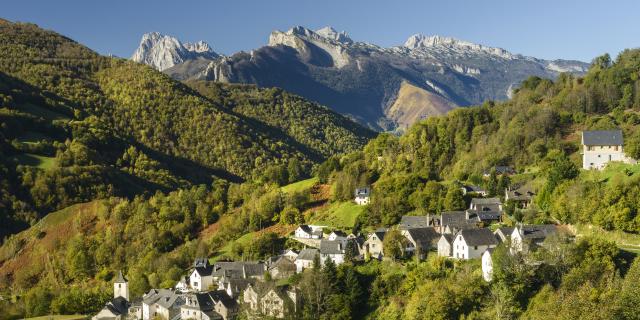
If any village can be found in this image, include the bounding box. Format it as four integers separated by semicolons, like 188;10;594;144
91;130;634;320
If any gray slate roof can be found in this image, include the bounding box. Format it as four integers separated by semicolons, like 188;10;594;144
399;215;431;229
519;224;557;240
459;229;499;246
320;239;345;255
494;227;515;242
405;227;440;248
211;261;265;279
582;130;623;146
440;234;454;244
103;296;129;316
355;187;370;196
471;198;501;206
297;248;319;261
142;289;184;309
441;211;479;229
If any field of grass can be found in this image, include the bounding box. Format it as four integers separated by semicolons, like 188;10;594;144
12;153;56;169
23;315;86;320
37;201;108;229
307;201;364;230
581;162;640;185
281;177;318;194
574;223;640;254
212;232;257;262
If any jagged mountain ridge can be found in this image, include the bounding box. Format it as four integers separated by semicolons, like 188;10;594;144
133;26;589;130
131;32;219;71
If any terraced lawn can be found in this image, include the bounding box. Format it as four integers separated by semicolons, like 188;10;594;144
307;201;364;230
281;177;318;194
582;162;640;184
12;153;57;169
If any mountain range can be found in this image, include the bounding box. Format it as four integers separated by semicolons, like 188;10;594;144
132;26;590;130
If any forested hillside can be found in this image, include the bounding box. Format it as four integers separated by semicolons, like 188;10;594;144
0;19;373;239
301;49;640;319
323;49;640;231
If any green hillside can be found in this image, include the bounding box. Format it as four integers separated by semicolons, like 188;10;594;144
0;19;374;239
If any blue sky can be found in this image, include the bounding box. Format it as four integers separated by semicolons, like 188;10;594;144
4;0;639;62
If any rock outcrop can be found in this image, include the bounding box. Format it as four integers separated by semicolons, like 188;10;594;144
131;32;219;71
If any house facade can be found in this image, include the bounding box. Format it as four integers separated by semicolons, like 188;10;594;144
582;130;634;170
481;249;494;282
452;229;499;260
320;239;347;265
437;234;454;257
189;259;215;292
295;248;319;273
354;187;371;205
364;228;387;259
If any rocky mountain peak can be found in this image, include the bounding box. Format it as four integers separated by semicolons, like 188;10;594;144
404;34;516;60
184;40;215;54
131;32;218;71
315;26;353;44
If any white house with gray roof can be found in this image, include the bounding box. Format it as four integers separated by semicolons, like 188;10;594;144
452;229;499;260
582;130;635;170
189;258;215;292
294;225;324;239
320;239;348;265
354;187;371;205
295;248;319;272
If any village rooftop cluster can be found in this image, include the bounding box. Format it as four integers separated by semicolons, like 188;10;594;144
91;130;633;319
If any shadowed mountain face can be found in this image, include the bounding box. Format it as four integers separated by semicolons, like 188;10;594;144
134;26;589;131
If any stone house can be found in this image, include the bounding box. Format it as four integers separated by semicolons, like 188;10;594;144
363;228;387;259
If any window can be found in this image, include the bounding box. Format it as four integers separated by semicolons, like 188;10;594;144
615;146;619;151
474;246;478;250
